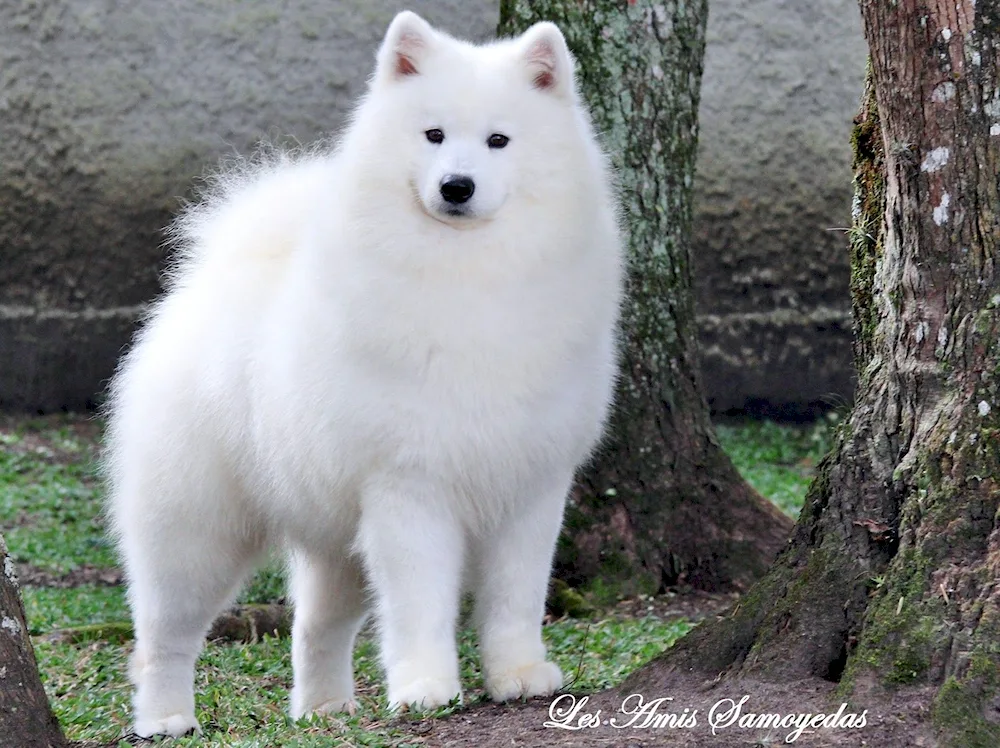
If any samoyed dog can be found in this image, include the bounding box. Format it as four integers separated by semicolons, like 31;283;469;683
105;10;622;737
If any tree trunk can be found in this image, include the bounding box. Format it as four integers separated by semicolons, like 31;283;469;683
499;0;791;596
657;2;1000;744
0;535;67;748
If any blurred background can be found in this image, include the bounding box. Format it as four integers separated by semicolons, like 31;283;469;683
0;0;865;417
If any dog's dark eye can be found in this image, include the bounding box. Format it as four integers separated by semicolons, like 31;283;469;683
487;133;510;149
425;129;445;144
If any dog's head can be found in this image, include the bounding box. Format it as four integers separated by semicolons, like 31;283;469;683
356;11;586;229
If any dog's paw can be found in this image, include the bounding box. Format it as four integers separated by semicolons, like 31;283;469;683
134;712;200;738
388;677;462;711
291;695;357;720
486;660;562;702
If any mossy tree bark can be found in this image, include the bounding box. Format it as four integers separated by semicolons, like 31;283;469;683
499;1;792;595
657;2;1000;744
0;535;67;748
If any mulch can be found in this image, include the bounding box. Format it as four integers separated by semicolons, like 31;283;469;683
16;563;122;588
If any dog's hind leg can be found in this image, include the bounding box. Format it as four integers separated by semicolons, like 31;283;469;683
116;471;263;738
288;549;369;719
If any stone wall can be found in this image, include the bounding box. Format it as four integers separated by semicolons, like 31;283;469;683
0;0;866;413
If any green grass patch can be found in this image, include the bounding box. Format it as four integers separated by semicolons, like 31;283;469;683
547;615;693;690
0;416;113;573
34;612;692;746
22;585;129;635
715;415;837;516
238;556;288;605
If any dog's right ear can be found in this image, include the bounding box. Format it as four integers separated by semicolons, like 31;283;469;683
376;11;435;81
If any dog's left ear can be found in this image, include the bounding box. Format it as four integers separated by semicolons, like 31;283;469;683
377;11;436;81
519;22;575;98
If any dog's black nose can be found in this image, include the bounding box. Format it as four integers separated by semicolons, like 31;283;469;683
440;176;475;204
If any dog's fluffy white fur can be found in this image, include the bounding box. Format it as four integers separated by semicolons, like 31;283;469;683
105;11;622;737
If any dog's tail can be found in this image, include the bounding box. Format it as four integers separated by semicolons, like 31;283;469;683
164;146;332;284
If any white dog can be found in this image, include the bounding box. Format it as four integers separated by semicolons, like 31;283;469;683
105;10;622;737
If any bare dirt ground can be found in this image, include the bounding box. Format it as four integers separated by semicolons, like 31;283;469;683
17;563;123;587
76;671;937;748
412;673;937;747
401;593;938;748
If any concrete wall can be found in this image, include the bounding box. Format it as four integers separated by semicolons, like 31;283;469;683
0;0;867;413
694;0;867;414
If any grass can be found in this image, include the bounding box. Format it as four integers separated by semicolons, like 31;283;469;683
0;413;831;745
0;417;113;573
715;414;838;516
23;586;129;635
29;612;694;747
